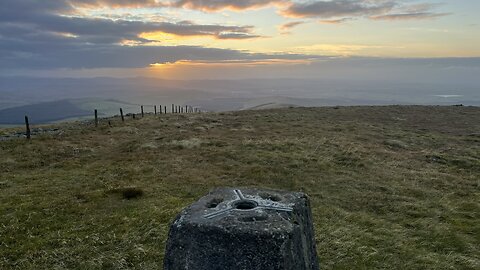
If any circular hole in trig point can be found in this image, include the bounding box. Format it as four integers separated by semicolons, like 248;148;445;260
233;200;258;210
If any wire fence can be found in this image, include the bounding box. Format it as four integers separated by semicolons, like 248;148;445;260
17;104;206;140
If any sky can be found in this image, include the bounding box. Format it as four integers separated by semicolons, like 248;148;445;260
1;0;479;80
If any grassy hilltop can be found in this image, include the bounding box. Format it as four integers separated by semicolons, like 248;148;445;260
1;106;479;269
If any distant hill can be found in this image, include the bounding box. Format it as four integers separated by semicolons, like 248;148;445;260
0;100;90;124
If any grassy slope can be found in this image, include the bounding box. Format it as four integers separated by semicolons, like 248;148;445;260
0;106;479;269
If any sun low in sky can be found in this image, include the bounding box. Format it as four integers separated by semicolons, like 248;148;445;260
1;0;479;79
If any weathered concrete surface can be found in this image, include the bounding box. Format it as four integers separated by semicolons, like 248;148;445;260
164;187;319;270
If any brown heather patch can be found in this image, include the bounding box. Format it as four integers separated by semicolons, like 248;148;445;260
0;106;479;269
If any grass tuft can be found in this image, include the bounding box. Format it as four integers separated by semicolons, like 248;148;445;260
108;187;145;200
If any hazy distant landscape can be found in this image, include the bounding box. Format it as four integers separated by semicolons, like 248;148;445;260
1;76;479;125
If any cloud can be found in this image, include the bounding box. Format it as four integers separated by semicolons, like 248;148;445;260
370;2;450;21
279;21;305;31
170;0;284;12
281;0;395;19
370;12;449;21
319;18;353;24
0;0;262;45
0;0;286;70
0;0;457;71
67;0;164;9
0;6;315;70
63;0;289;12
216;32;262;39
278;21;307;35
0;38;320;69
280;0;448;22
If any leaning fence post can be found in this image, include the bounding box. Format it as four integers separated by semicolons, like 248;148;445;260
120;108;125;122
25;115;31;139
94;109;98;127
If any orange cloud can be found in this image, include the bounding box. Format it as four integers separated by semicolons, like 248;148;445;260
172;0;286;12
278;21;305;34
319;18;352;24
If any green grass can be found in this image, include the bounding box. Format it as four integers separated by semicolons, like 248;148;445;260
1;106;479;269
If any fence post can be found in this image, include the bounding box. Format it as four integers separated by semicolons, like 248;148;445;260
120;108;125;122
95;109;98;127
141;106;144;117
172;104;174;114
155;105;157;115
25;115;31;139
164;106;167;114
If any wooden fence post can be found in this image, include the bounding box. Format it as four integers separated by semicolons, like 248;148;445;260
164;106;167;114
120;108;125;122
94;109;98;127
172;104;175;114
141;106;144;117
25;115;31;139
154;105;157;115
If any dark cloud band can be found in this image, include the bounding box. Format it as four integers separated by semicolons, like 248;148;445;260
281;0;447;22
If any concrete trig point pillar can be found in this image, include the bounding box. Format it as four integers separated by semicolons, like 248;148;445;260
164;187;319;270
